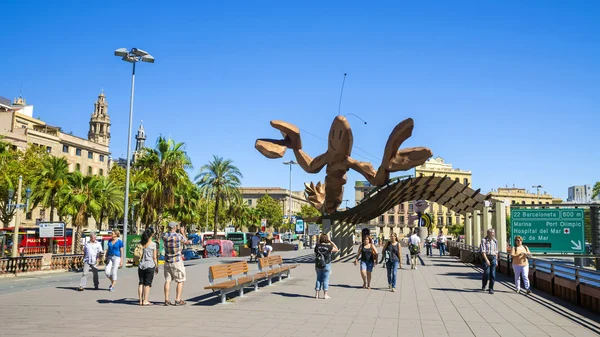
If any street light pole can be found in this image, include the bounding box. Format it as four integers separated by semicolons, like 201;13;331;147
532;185;543;204
283;160;297;237
9;176;31;257
114;47;154;257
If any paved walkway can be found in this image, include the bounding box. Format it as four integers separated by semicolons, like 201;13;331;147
0;249;599;337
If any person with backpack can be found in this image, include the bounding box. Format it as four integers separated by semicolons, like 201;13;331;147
137;227;158;306
511;235;532;294
382;232;402;291
353;235;378;289
408;229;421;270
314;233;338;299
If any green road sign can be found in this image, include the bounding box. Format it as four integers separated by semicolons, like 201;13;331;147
510;209;585;253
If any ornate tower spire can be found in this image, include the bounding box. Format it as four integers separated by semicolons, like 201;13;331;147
135;120;146;152
88;91;111;146
132;120;146;162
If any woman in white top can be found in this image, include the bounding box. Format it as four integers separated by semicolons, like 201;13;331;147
263;238;274;257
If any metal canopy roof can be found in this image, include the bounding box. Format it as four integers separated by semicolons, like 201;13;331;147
309;174;493;225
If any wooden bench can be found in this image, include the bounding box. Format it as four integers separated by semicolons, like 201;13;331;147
258;255;299;285
204;261;266;304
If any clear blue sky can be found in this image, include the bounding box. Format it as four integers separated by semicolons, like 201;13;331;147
1;1;598;204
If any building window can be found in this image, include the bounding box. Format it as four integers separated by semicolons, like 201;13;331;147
531;201;535;205
99;169;104;176
388;215;395;224
76;148;82;156
463;178;469;186
99;155;105;162
88;167;92;175
76;163;81;171
62;145;69;153
379;215;385;224
88;151;93;159
26;211;32;220
511;200;516;204
456;216;461;224
247;199;252;206
46;146;52;153
400;204;405;212
447;217;452;226
400;216;405;224
455;178;459;183
521;201;526;205
408;203;414;212
438;216;444;226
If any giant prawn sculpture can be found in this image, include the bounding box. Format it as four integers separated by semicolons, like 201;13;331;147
255;116;433;215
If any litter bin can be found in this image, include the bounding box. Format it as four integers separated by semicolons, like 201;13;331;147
298;241;303;250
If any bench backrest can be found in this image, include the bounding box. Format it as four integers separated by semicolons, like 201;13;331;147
258;255;283;270
208;261;249;284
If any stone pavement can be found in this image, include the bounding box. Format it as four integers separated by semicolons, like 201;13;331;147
0;249;599;337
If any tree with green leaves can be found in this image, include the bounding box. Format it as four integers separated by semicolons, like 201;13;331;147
255;194;283;232
61;172;102;253
31;156;70;222
135;137;192;232
195;155;242;236
94;175;124;231
297;204;321;219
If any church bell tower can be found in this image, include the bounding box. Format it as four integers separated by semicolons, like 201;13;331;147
88;91;111;146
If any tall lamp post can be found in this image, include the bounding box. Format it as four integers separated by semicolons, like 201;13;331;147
8;175;32;257
283;160;297;237
114;47;154;255
532;185;543;204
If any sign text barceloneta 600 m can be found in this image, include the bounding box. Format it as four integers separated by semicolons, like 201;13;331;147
510;209;585;253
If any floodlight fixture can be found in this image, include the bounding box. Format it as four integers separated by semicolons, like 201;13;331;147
131;48;149;57
114;48;129;57
141;54;155;63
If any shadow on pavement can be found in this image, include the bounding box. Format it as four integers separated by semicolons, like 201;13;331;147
272;292;315;299
56;286;82;291
329;284;362;289
430;287;486;293
97;298;140;306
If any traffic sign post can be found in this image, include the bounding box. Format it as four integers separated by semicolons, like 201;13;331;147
510;209;585;253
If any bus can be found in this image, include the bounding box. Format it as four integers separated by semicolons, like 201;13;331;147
226;232;250;256
2;226;74;255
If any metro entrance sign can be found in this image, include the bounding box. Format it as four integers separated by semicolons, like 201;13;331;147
510;209;585;253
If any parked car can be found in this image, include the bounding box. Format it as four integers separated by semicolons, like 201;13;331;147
182;248;202;260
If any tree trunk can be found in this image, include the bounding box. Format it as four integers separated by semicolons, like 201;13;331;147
213;195;220;237
50;199;55;222
99;210;104;232
74;224;83;254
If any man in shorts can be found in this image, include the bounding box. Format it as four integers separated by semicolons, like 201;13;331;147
162;221;192;306
250;232;261;262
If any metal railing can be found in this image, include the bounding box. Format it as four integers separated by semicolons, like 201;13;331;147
449;241;600;312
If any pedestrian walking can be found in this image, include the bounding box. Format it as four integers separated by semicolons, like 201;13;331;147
354;235;377;289
249;232;261;262
138;227;158;306
78;232;103;291
424;233;433;256
382;232;402;291
480;228;499;294
314;233;338;299
162;221;193;306
511;235;532;294
408;229;421;269
104;230;124;292
437;230;446;256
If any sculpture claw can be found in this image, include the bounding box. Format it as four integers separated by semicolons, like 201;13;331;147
270;120;302;150
255;139;288;158
304;181;325;213
387;147;433;171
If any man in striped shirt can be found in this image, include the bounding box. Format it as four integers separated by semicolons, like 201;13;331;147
480;228;499;294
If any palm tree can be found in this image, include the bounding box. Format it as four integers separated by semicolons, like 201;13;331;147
136;137;192;232
61;172;102;253
171;182;201;227
31;156;69;221
228;194;246;231
196;155;243;236
94;175;124;231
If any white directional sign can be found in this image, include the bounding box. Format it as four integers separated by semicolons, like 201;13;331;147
308;224;320;236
